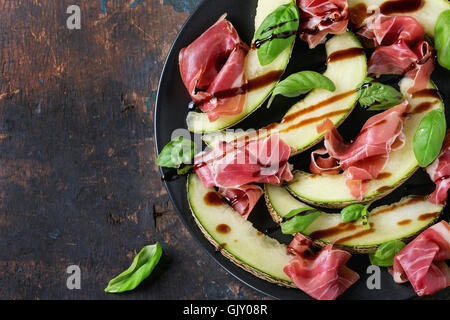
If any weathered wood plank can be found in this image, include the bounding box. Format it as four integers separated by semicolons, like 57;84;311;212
0;0;266;300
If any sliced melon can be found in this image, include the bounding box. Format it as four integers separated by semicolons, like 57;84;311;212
348;0;450;37
265;184;443;253
287;78;444;208
186;0;296;133
187;174;294;286
203;32;367;153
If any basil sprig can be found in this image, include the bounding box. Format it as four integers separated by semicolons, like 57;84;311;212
341;204;365;223
369;240;405;267
341;202;372;229
281;209;321;234
267;71;335;108
357;77;403;111
156;136;195;171
435;10;450;70
413;109;446;167
254;3;299;66
105;242;163;293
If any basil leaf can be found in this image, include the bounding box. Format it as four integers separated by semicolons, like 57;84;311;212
435;10;450;70
105;242;162;293
369;240;405;267
341;204;365;222
156;136;195;169
267;71;335;108
413;109;447;167
177;164;193;175
281;211;321;234
361;203;372;230
255;3;299;66
283;206;315;219
357;77;403;111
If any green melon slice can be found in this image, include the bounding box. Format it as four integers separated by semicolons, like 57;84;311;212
265;183;443;253
287;78;444;208
186;0;296;133
187;174;295;286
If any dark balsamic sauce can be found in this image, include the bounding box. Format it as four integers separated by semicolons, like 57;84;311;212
216;224;231;234
335;226;375;243
397;219;412;226
194;70;283;108
380;0;424;15
260;19;299;34
253;30;297;49
327;47;365;63
418;212;439;221
411;88;441;100
204;192;226;206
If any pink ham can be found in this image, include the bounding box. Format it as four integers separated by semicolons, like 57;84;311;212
426;132;450;205
287;233;313;256
311;100;408;199
358;14;434;93
391;221;450;296
284;234;360;300
297;0;349;48
309;147;340;175
218;185;263;219
194;134;293;188
179;15;247;122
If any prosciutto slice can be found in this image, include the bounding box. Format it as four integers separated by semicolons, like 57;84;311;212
284;234;359;300
357;15;434;93
391;221;450;296
194;134;293;188
297;0;349;48
311;100;408;199
217;185;263;219
179;15;247;121
426;132;450;205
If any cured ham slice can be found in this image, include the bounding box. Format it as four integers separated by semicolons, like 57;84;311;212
426;132;450;205
179;15;248;122
297;0;349;48
310;148;340;175
287;233;313;256
311;100;408;199
284;234;359;300
391;221;450;296
218;185;263;219
357;15;434;93
194;134;293;188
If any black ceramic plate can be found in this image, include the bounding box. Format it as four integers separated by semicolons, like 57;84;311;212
154;0;450;299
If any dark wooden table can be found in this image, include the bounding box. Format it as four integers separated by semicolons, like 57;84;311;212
0;0;447;300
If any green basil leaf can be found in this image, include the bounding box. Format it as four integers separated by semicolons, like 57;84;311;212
435;10;450;70
255;3;299;66
284;206;316;219
369;240;405;267
281;211;321;234
341;204;365;222
177;164;193;175
413;109;447;167
357;77;403;111
361;203;372;230
267;71;335;108
105;242;162;293
156;136;195;169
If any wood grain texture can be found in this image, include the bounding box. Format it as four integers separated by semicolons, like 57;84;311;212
0;0;447;300
0;0;266;300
